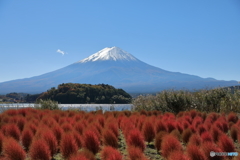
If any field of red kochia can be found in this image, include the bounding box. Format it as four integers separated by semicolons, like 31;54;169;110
0;108;239;160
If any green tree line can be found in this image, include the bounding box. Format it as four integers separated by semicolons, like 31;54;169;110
37;83;132;104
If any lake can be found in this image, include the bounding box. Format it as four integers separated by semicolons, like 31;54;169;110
0;103;134;112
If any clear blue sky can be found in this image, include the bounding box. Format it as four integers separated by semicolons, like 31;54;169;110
0;0;240;83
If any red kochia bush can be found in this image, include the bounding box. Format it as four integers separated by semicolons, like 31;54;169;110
0;132;4;154
201;142;223;160
60;133;78;159
61;123;73;133
42;130;58;156
73;131;83;149
21;129;33;151
217;134;235;152
210;126;223;142
83;130;100;155
166;121;177;133
74;122;85;135
69;154;89;160
182;128;192;144
201;132;213;143
155;120;167;133
52;125;63;144
128;146;147;160
230;124;239;142
155;131;168;151
4;124;21;141
16;117;26;132
29;139;51;160
197;124;207;135
187;145;206;160
168;150;189;160
3;137;26;160
127;129;145;152
107;122;119;138
176;122;183;134
142;120;155;143
26;123;37;135
77;149;96;160
161;135;182;158
101;146;122;160
102;129;118;148
228;112;238;123
188;134;202;146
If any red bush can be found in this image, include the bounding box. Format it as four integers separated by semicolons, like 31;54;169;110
210;126;224;142
21;129;33;151
201;132;213;143
182;120;191;130
214;121;224;132
188;134;202;146
102;129;118;148
74;122;85;135
190;110;198;119
155;131;168;151
184;115;192;124
166;121;177;133
83;130;100;155
69;153;89;160
77;149;96;160
182;128;192;144
228;112;238;123
52;125;63;144
101;146;122;160
127;128;145;152
197;124;207;135
168;150;189;160
4;124;21;141
60;133;78;159
61;123;73;133
3;137;26;160
161;135;182;158
187;145;206;160
29;139;51;160
107;122;119;138
217;134;235;152
192;116;203;130
0;132;4;154
230;124;239;142
26;123;37;135
128;146;147;160
142;120;155;143
155;120;167;133
73;131;83;149
201;142;223;160
170;129;181;140
42;130;58;156
176;122;183;133
16;117;26;132
220;120;229;133
5;109;18;116
97;116;105;127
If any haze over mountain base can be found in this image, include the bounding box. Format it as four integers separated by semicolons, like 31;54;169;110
0;47;238;94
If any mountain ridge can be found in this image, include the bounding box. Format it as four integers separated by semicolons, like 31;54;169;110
0;47;238;94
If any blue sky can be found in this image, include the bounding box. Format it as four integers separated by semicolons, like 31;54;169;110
0;0;240;83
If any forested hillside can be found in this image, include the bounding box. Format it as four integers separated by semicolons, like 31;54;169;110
37;83;132;104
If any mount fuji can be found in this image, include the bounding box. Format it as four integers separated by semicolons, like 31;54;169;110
0;47;238;94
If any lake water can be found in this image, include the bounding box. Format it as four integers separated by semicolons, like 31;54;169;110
0;103;134;112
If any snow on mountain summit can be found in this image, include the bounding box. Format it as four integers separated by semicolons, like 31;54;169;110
78;47;138;63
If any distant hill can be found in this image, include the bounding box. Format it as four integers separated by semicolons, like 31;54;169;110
0;47;238;94
37;83;132;104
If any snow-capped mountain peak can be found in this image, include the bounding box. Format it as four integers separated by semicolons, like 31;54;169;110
78;47;138;63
